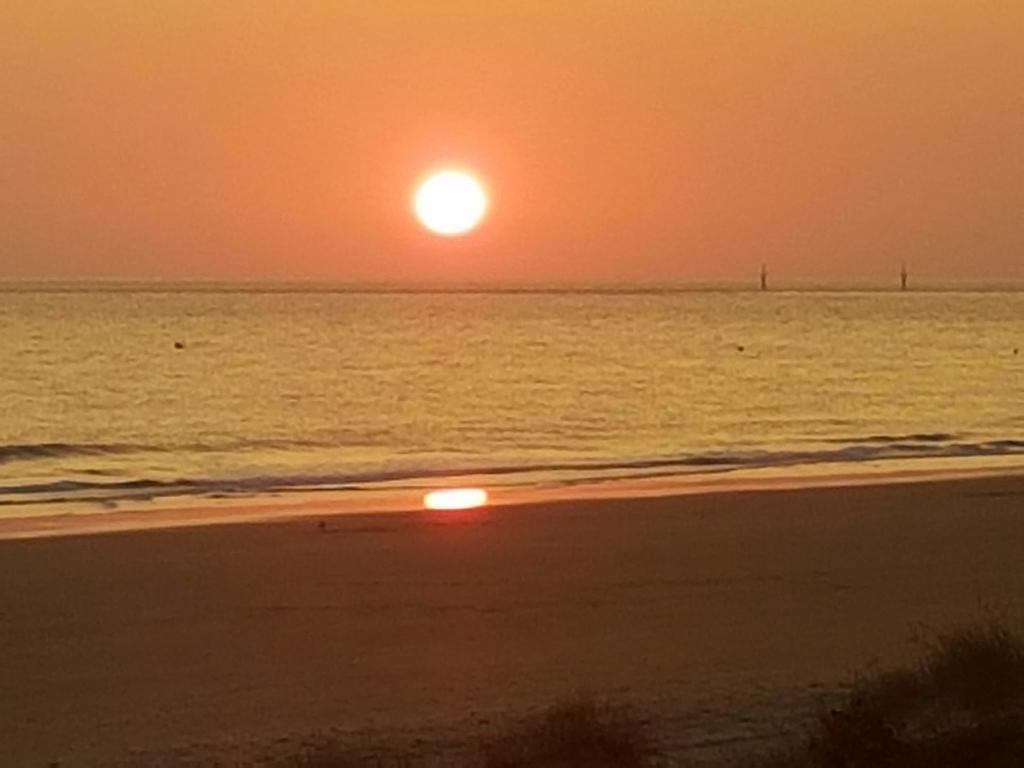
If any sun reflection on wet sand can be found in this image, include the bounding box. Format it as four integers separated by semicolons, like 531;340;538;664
423;488;489;510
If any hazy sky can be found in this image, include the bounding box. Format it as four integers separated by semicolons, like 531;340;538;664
2;2;1022;284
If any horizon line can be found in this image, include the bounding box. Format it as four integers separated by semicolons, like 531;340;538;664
2;278;1024;294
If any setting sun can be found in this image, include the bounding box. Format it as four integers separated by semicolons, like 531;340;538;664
414;171;488;236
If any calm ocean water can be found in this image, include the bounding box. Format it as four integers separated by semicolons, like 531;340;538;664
1;288;1022;517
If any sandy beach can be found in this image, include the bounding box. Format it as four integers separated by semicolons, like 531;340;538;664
2;473;1024;765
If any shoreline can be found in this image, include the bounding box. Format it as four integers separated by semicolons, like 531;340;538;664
2;458;1022;541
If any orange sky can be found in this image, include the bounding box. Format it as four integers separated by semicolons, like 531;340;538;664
2;2;1022;285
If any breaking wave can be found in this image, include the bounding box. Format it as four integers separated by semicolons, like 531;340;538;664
3;434;1023;510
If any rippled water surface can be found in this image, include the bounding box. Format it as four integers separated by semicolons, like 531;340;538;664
2;288;1022;514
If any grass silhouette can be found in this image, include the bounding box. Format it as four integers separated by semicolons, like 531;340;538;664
480;697;656;768
251;621;1024;767
747;620;1024;768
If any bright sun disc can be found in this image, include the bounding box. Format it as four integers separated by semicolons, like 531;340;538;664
423;488;489;510
414;171;487;236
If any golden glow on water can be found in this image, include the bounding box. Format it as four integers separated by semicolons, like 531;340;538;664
423;488;489;510
2;291;1023;515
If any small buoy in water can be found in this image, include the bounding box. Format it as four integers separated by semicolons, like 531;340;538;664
174;341;185;350
317;520;327;533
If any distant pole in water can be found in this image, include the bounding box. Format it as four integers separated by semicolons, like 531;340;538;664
760;264;768;291
900;264;908;291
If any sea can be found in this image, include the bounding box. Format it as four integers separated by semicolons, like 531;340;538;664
2;286;1023;519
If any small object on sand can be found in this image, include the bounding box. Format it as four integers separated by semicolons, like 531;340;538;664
317;520;327;533
1015;348;1019;355
736;345;745;352
174;341;185;350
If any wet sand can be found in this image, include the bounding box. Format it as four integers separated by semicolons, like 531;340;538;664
2;474;1024;764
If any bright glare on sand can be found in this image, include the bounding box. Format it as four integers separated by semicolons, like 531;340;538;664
423;488;489;510
414;171;487;236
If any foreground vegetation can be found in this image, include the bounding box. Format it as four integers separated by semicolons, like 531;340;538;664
479;698;656;768
247;621;1024;767
747;620;1024;768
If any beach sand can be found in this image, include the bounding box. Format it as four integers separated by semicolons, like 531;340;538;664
2;474;1024;765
